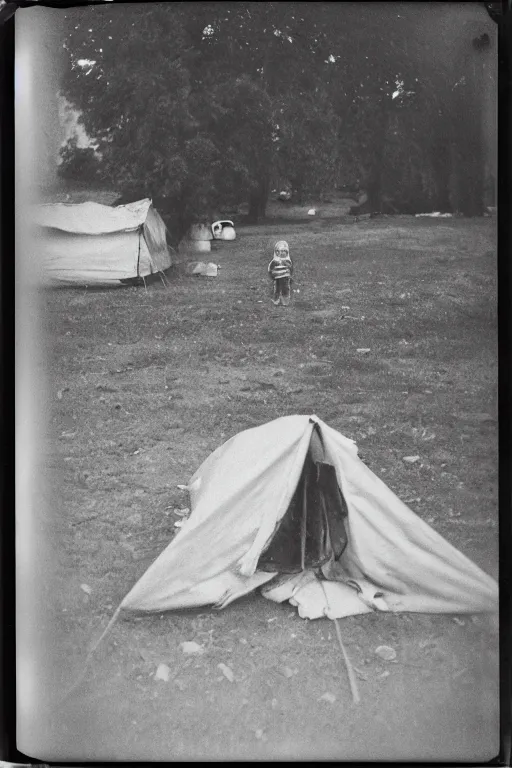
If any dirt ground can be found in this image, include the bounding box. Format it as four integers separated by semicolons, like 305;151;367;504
30;215;498;761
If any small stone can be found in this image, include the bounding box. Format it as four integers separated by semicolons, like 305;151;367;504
154;663;170;682
375;645;397;661
217;663;234;682
80;583;92;595
403;455;420;464
318;692;336;704
356;348;371;354
180;641;204;655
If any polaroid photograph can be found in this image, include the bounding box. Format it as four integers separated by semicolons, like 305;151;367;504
14;1;499;762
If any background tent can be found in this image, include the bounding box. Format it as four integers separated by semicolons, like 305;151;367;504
120;415;498;619
34;198;172;285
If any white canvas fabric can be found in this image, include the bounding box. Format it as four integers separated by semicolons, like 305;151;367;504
35;199;172;284
120;415;498;618
34;199;152;234
142;205;172;273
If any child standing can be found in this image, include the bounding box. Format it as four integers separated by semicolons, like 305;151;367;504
268;240;293;306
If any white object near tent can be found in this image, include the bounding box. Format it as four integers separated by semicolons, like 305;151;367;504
185;261;218;277
180;239;211;254
212;220;236;240
35;199;172;285
178;223;213;254
415;212;453;218
120;415;497;619
188;223;213;241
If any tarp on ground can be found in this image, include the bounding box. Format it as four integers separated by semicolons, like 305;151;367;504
120;415;498;618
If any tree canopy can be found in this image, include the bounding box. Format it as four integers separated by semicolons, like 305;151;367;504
59;2;496;238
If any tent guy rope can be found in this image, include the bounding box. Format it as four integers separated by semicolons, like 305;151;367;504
320;580;361;705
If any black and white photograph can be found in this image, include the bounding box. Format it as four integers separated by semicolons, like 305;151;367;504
14;1;499;762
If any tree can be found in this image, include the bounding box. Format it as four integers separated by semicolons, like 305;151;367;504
60;1;496;229
275;91;340;204
58;136;100;182
60;4;275;238
323;2;495;214
62;2;359;224
190;2;345;217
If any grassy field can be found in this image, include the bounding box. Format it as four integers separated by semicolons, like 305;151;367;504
37;215;498;761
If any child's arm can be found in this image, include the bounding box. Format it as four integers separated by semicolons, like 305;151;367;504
268;258;276;274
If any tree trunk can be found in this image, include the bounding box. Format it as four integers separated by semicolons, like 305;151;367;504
259;175;270;218
293;179;304;205
248;189;260;224
457;136;485;216
431;139;452;212
366;105;391;213
248;175;270;223
451;33;488;217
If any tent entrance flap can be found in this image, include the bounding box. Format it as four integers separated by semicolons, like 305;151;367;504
257;425;348;574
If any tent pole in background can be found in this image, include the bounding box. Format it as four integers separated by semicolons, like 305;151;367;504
136;228;142;277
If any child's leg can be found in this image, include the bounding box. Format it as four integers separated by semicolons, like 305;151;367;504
281;277;291;305
272;279;280;304
279;278;286;304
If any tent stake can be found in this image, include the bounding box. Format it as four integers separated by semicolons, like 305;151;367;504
160;270;171;288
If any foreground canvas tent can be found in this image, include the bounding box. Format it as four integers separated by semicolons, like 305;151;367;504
120;416;497;619
35;198;172;285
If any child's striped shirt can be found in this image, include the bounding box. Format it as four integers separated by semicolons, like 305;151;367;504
268;255;293;280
